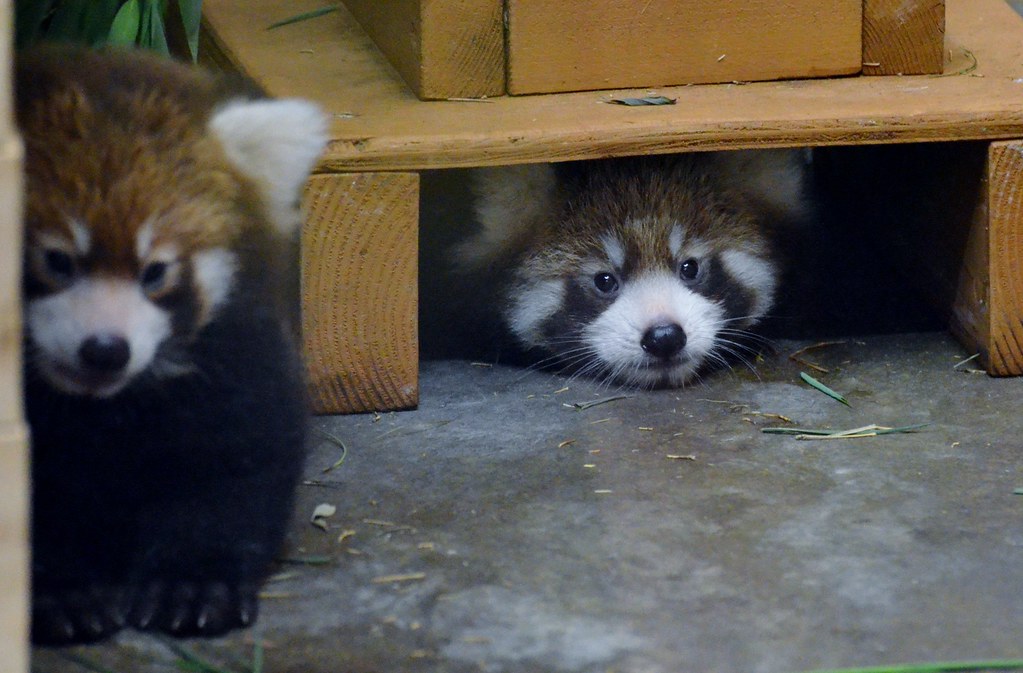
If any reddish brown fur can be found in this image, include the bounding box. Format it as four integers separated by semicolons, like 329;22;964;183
520;156;770;279
18;47;268;298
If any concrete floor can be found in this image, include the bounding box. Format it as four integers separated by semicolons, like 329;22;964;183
28;15;1023;667
32;331;1023;673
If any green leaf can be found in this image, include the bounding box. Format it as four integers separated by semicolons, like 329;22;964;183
108;0;142;45
80;0;123;45
798;660;1023;673
267;5;338;30
14;0;57;48
799;371;851;407
252;640;265;673
141;0;171;55
176;0;203;61
45;0;90;41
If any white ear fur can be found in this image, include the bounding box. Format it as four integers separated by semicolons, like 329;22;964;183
457;163;558;270
711;148;811;222
208;98;328;236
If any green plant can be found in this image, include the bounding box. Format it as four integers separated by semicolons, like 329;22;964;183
15;0;202;61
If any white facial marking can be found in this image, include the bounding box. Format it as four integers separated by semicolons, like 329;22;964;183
719;249;777;318
682;239;712;261
668;224;685;258
135;219;155;260
193;248;238;325
600;235;626;270
508;278;565;347
69;218;91;255
581;272;725;387
27;279;173;397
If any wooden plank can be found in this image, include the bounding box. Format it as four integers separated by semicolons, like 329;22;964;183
863;0;946;75
976;141;1023;374
506;0;861;95
0;0;28;666
201;0;1023;171
340;0;504;100
301;173;419;414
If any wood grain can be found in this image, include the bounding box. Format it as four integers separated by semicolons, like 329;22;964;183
979;141;1023;375
201;0;1023;171
340;0;504;100
301;173;419;414
863;0;945;76
0;0;28;664
507;0;861;94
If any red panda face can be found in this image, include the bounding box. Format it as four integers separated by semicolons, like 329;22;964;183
23;214;239;398
18;49;327;399
465;151;810;388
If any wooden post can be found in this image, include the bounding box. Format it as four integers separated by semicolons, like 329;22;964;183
301;172;419;414
863;0;945;75
951;141;1023;375
339;0;504;100
0;0;29;666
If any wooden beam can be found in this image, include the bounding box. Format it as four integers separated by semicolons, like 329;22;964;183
339;0;504;100
954;141;1023;375
863;0;945;75
506;0;861;95
301;173;419;414
202;0;1023;171
0;0;29;665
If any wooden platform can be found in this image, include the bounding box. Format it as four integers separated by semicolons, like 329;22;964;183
202;0;1023;413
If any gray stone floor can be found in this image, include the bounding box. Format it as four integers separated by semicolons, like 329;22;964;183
32;332;1023;673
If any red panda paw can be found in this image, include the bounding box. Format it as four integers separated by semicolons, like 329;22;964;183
128;579;259;638
31;585;126;645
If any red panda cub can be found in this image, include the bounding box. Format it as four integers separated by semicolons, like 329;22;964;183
459;151;810;387
19;47;326;644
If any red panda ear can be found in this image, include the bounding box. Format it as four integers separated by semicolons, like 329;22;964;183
208;99;328;236
709;148;812;224
457;163;558;271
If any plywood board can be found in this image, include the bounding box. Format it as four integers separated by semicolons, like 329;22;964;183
863;0;946;75
201;0;1023;172
301;172;419;414
0;0;28;664
978;141;1023;374
506;0;862;95
340;0;504;99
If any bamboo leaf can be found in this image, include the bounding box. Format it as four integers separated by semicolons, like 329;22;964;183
798;659;1023;673
606;96;677;106
15;0;57;48
176;0;203;61
80;0;123;45
143;0;171;55
267;5;338;30
107;0;142;45
45;0;90;41
800;371;851;407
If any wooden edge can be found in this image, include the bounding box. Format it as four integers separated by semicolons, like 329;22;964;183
0;0;28;662
339;0;426;98
863;0;945;75
419;0;504;99
341;0;505;100
301;172;419;414
973;141;1023;375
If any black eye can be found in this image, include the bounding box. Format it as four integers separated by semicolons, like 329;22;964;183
679;258;700;281
44;249;76;282
140;262;169;291
593;271;619;295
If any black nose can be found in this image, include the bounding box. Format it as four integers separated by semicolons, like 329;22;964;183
640;323;687;360
79;334;131;372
